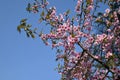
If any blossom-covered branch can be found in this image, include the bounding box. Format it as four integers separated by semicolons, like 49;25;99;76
18;0;120;79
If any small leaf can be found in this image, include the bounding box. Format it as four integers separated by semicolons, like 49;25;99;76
40;11;45;16
17;25;26;33
50;21;55;26
33;28;37;33
44;0;46;3
92;15;97;18
52;40;56;44
72;17;74;21
97;12;103;16
26;3;32;13
104;0;107;3
95;19;102;23
86;0;91;4
20;18;27;23
39;18;43;23
66;9;70;15
26;32;30;37
84;9;90;14
45;14;50;19
17;26;21;33
27;24;32;28
106;59;115;67
31;33;35;38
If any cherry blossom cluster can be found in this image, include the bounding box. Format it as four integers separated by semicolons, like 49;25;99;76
39;0;120;79
75;0;82;12
31;0;49;13
22;0;120;79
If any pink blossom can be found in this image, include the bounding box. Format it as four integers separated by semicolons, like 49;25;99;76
94;34;107;45
87;5;93;10
105;51;113;58
59;14;64;21
105;8;110;13
84;21;90;26
75;0;82;12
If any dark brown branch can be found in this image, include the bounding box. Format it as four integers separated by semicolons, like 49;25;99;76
102;71;109;80
77;42;114;74
66;49;85;79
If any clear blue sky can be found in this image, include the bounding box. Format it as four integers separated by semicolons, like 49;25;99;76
0;0;75;80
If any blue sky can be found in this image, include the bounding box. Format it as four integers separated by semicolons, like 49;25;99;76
0;0;76;80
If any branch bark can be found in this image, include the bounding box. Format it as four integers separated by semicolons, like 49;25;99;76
77;42;114;74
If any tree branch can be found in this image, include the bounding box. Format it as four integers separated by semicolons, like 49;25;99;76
77;42;114;74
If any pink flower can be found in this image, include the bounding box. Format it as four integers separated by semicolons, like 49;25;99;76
107;29;111;32
105;51;113;58
84;22;90;26
45;1;49;6
105;8;110;13
94;34;107;45
59;14;64;21
87;5;93;10
75;0;82;12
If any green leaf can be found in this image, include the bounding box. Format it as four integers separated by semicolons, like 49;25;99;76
33;28;37;33
28;30;35;38
17;26;21;33
45;14;50;19
95;19;102;23
72;17;74;21
40;11;45;16
92;15;97;18
20;18;27;23
26;32;30;37
86;0;91;4
50;21;55;26
31;33;35;38
97;12;103;16
84;9;90;14
106;59;115;67
17;25;26;33
39;18;43;23
58;63;61;69
52;40;56;44
26;3;32;13
27;24;32;28
44;0;46;3
66;9;70;15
